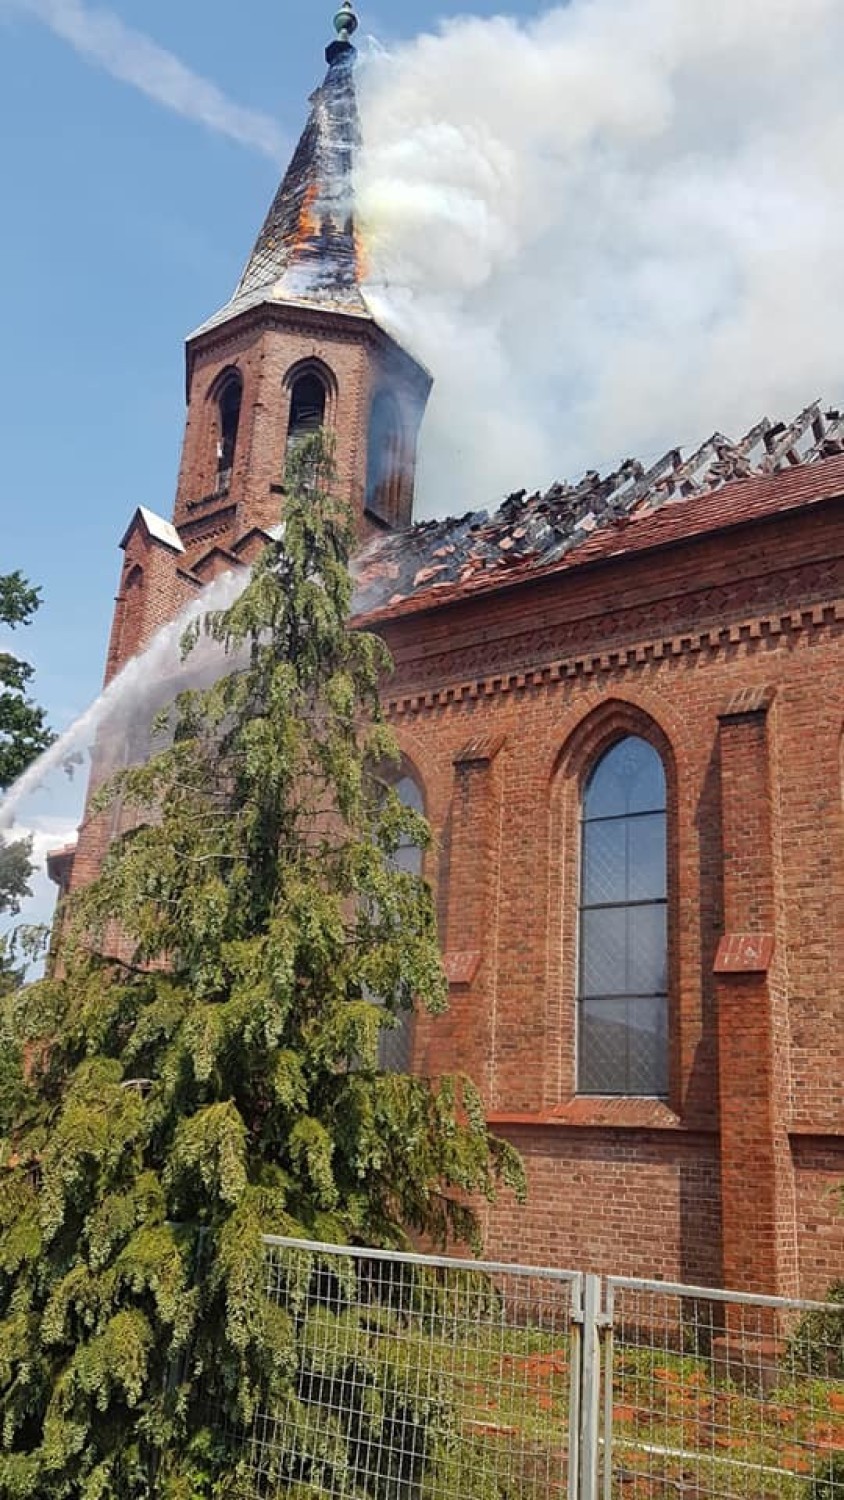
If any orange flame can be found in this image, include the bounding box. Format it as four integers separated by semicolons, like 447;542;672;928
354;227;370;284
293;181;321;248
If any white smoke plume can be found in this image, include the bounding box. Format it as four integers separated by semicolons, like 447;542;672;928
356;0;844;516
4;0;285;159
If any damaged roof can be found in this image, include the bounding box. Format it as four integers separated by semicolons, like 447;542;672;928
191;36;367;341
352;402;844;622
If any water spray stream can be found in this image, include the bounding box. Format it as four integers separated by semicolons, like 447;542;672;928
0;569;249;835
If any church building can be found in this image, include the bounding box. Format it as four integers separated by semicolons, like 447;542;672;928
50;3;844;1301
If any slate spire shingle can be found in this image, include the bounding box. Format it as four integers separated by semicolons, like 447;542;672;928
192;3;367;338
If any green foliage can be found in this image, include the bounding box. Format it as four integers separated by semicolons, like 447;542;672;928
0;571;54;794
249;1253;531;1500
0;840;33;921
0;570;55;997
788;1280;844;1379
808;1454;844;1500
0;436;524;1497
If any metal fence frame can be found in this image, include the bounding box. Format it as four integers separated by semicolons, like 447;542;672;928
602;1274;844;1500
251;1236;843;1500
260;1235;585;1499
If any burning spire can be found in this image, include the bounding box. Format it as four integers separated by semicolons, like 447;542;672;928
192;2;367;337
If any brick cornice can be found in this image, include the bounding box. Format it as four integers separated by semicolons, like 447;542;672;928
373;546;841;676
383;597;843;717
186;302;429;392
188;302;375;356
178;508;237;544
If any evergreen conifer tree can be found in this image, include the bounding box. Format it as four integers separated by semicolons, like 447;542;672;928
0;436;524;1498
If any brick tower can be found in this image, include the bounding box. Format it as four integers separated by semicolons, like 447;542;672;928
52;2;431;901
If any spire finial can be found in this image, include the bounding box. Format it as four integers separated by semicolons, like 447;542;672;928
326;1;358;63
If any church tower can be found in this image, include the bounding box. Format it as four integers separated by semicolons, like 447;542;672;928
54;2;431;898
106;0;430;683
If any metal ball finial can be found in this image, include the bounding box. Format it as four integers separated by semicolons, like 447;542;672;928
333;1;358;43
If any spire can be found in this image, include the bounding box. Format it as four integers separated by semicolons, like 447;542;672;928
191;5;366;339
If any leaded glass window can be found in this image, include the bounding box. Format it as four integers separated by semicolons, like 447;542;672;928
378;775;422;1072
577;736;668;1097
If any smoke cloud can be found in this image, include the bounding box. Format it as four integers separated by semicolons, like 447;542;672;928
5;0;285;159
356;0;844;516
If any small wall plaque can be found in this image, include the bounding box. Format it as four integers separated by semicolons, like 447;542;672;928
714;933;775;975
443;951;482;986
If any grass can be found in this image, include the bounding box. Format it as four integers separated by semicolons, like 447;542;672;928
361;1319;844;1498
250;1265;844;1500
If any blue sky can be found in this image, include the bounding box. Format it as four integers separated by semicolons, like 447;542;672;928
1;0;535;740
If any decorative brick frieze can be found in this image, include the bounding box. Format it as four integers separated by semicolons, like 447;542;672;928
383;598;843;717
179;508;238;544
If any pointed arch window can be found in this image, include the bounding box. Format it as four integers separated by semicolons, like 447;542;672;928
118;563;145;665
365;391;404;526
286;371;327;453
578;735;668;1097
378;773;423;1072
215;372;242;496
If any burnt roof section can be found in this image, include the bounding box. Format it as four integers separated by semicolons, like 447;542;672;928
191;36;366;340
352;402;844;621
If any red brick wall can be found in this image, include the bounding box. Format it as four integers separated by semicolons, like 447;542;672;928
479;1126;722;1285
62;267;844;1294
793;1138;844;1296
385;503;844;1294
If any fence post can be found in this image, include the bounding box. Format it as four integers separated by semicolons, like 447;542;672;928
601;1283;615;1500
577;1273;604;1500
567;1277;583;1500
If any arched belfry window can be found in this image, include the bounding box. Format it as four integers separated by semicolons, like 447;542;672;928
379;773;424;1072
286;371;327;453
215;372;242;496
578;735;668;1097
365;391;404;525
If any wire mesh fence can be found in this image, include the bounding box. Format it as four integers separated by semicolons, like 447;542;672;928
603;1278;844;1500
244;1237;580;1499
237;1239;844;1500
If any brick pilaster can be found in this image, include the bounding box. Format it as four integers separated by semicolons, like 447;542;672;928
715;687;797;1296
425;734;505;1094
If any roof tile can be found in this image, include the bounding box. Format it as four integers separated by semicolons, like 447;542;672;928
352;404;844;623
